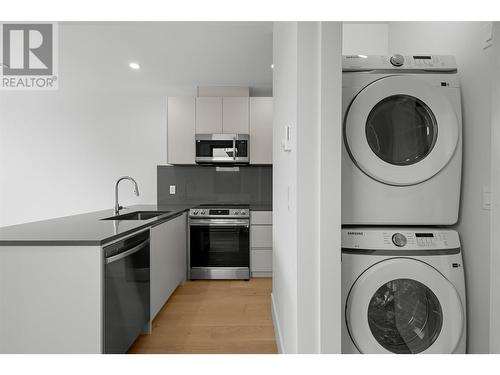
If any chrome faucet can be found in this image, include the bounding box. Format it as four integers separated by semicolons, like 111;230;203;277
114;176;140;215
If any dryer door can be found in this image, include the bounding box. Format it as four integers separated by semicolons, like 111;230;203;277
345;258;464;354
344;75;459;186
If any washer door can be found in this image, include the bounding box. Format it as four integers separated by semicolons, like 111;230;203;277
344;75;459;186
346;258;464;354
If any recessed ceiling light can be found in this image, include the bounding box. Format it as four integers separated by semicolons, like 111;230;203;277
129;62;141;70
270;64;274;69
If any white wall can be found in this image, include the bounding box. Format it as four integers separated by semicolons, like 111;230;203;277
0;91;165;226
272;21;299;353
0;22;272;227
342;23;389;55
489;21;500;354
272;21;342;353
318;22;343;354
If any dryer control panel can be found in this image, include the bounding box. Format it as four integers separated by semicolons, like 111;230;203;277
342;228;460;251
342;54;458;73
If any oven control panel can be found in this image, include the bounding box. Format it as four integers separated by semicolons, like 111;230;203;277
189;207;250;218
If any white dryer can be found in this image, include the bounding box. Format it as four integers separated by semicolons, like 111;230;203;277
342;227;466;354
342;54;462;225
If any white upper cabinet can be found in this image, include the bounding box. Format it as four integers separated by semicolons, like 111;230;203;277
249;97;273;164
222;97;249;134
195;97;223;133
167;95;273;165
167;97;195;165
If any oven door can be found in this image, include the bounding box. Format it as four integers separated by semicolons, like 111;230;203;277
189;219;250;279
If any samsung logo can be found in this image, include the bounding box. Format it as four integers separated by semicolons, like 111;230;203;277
345;55;368;59
347;232;363;235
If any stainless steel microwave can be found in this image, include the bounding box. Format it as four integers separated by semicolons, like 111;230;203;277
195;134;250;164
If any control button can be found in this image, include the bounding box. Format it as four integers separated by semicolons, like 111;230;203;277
392;233;407;247
390;54;405;67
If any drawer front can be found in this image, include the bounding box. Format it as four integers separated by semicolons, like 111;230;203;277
251;225;272;248
251;249;272;272
250;211;272;225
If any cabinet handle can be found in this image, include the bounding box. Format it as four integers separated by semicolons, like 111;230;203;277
233;137;236;160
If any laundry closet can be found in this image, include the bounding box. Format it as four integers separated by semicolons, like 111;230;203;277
341;22;494;354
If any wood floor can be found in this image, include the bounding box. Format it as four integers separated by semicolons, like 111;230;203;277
129;278;278;354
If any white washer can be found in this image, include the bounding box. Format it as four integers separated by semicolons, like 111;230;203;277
342;54;462;225
342;227;466;354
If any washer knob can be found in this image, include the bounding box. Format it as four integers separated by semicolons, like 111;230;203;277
390;54;405;67
193;210;199;215
392;233;407;247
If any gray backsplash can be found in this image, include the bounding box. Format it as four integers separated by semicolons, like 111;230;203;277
157;165;272;206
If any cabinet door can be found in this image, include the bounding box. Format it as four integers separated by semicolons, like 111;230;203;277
251;249;273;273
250;225;273;248
167;97;195;164
222;97;249;134
249;97;273;164
150;213;187;319
196;97;223;133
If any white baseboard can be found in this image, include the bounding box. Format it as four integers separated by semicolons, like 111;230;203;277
271;292;284;354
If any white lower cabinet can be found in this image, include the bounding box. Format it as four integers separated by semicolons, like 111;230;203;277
150;212;187;319
250;211;272;278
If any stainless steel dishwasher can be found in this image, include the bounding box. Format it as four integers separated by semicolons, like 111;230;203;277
104;230;150;354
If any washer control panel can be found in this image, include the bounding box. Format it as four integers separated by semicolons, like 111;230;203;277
342;228;460;250
342;54;458;72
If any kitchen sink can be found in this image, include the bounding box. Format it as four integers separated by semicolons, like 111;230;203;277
101;211;171;221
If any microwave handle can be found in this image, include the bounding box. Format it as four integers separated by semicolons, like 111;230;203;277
232;137;236;160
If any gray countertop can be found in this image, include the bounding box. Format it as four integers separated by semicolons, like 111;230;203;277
0;203;272;247
0;204;193;247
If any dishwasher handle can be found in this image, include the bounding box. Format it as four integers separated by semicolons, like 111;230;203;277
105;238;150;264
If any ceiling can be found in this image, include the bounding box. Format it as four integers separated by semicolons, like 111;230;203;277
59;22;273;94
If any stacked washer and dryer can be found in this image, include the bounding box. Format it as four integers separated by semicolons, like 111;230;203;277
341;54;467;354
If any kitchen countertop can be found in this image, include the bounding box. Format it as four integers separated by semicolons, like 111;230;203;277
0;203;273;247
0;204;193;247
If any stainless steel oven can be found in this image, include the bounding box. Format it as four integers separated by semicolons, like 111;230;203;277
189;205;250;279
195;134;249;164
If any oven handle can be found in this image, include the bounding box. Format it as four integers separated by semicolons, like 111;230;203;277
190;219;249;227
105;239;150;264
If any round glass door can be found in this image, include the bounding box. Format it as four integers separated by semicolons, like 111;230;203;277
344;75;459;186
367;278;443;354
366;95;438;166
345;258;464;354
